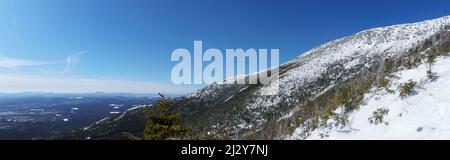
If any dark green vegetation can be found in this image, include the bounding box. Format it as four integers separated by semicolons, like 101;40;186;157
426;48;440;81
54;107;148;140
143;94;191;140
368;108;390;125
399;80;417;98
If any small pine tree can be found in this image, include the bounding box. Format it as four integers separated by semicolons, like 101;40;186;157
404;60;414;69
413;54;422;66
143;93;190;140
327;92;341;108
338;86;352;104
427;69;439;81
427;49;437;65
368;108;389;125
384;58;397;73
426;49;439;81
399;80;417;98
378;77;390;89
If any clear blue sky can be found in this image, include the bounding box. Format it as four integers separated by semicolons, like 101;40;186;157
0;0;448;94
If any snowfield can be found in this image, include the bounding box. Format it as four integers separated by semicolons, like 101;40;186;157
297;56;450;140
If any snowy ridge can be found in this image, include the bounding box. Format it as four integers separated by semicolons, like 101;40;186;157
217;16;450;130
113;104;148;121
187;16;450;103
268;16;450;97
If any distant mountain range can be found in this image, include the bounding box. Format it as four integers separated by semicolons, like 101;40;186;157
0;92;184;98
0;93;157;140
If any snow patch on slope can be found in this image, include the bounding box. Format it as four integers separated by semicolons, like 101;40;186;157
297;56;450;140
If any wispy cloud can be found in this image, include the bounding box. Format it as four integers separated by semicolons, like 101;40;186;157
0;55;61;69
64;52;84;73
0;53;195;94
0;74;194;94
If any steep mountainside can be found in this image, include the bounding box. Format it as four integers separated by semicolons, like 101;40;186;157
302;56;450;140
61;16;450;140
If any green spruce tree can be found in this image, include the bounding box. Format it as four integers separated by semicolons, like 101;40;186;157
143;93;190;140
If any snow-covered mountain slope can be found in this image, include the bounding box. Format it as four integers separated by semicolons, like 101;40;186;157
63;16;450;140
173;16;450;139
299;56;450;140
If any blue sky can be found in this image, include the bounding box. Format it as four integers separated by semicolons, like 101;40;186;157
0;0;449;94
